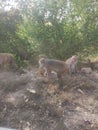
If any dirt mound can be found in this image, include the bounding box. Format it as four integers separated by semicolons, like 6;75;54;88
0;69;98;130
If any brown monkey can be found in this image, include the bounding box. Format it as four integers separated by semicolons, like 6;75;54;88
38;54;47;59
38;54;47;76
39;58;69;79
0;53;17;70
65;55;78;75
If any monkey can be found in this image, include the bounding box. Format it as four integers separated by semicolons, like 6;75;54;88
38;54;47;59
0;53;17;70
39;58;69;88
65;55;78;75
70;55;78;74
39;58;69;79
38;54;47;76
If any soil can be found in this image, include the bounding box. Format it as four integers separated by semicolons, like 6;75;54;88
0;67;98;130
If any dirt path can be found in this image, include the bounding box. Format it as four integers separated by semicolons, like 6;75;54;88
0;69;98;130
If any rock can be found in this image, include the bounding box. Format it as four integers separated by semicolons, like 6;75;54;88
0;127;17;130
81;67;92;74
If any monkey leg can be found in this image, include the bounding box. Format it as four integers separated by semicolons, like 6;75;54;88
57;73;64;89
47;69;52;79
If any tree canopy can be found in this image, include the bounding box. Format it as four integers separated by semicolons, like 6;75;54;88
0;0;98;65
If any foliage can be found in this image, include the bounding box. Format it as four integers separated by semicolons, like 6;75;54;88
0;0;98;66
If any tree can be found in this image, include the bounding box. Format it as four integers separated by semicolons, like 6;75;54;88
17;0;81;59
0;0;98;66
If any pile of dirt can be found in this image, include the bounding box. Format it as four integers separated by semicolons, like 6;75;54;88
0;69;98;130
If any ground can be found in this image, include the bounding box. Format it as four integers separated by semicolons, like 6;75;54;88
0;67;98;130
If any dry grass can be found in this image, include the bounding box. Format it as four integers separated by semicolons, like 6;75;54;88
0;72;31;92
0;69;98;130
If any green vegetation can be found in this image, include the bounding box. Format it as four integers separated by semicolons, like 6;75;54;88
0;0;98;66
